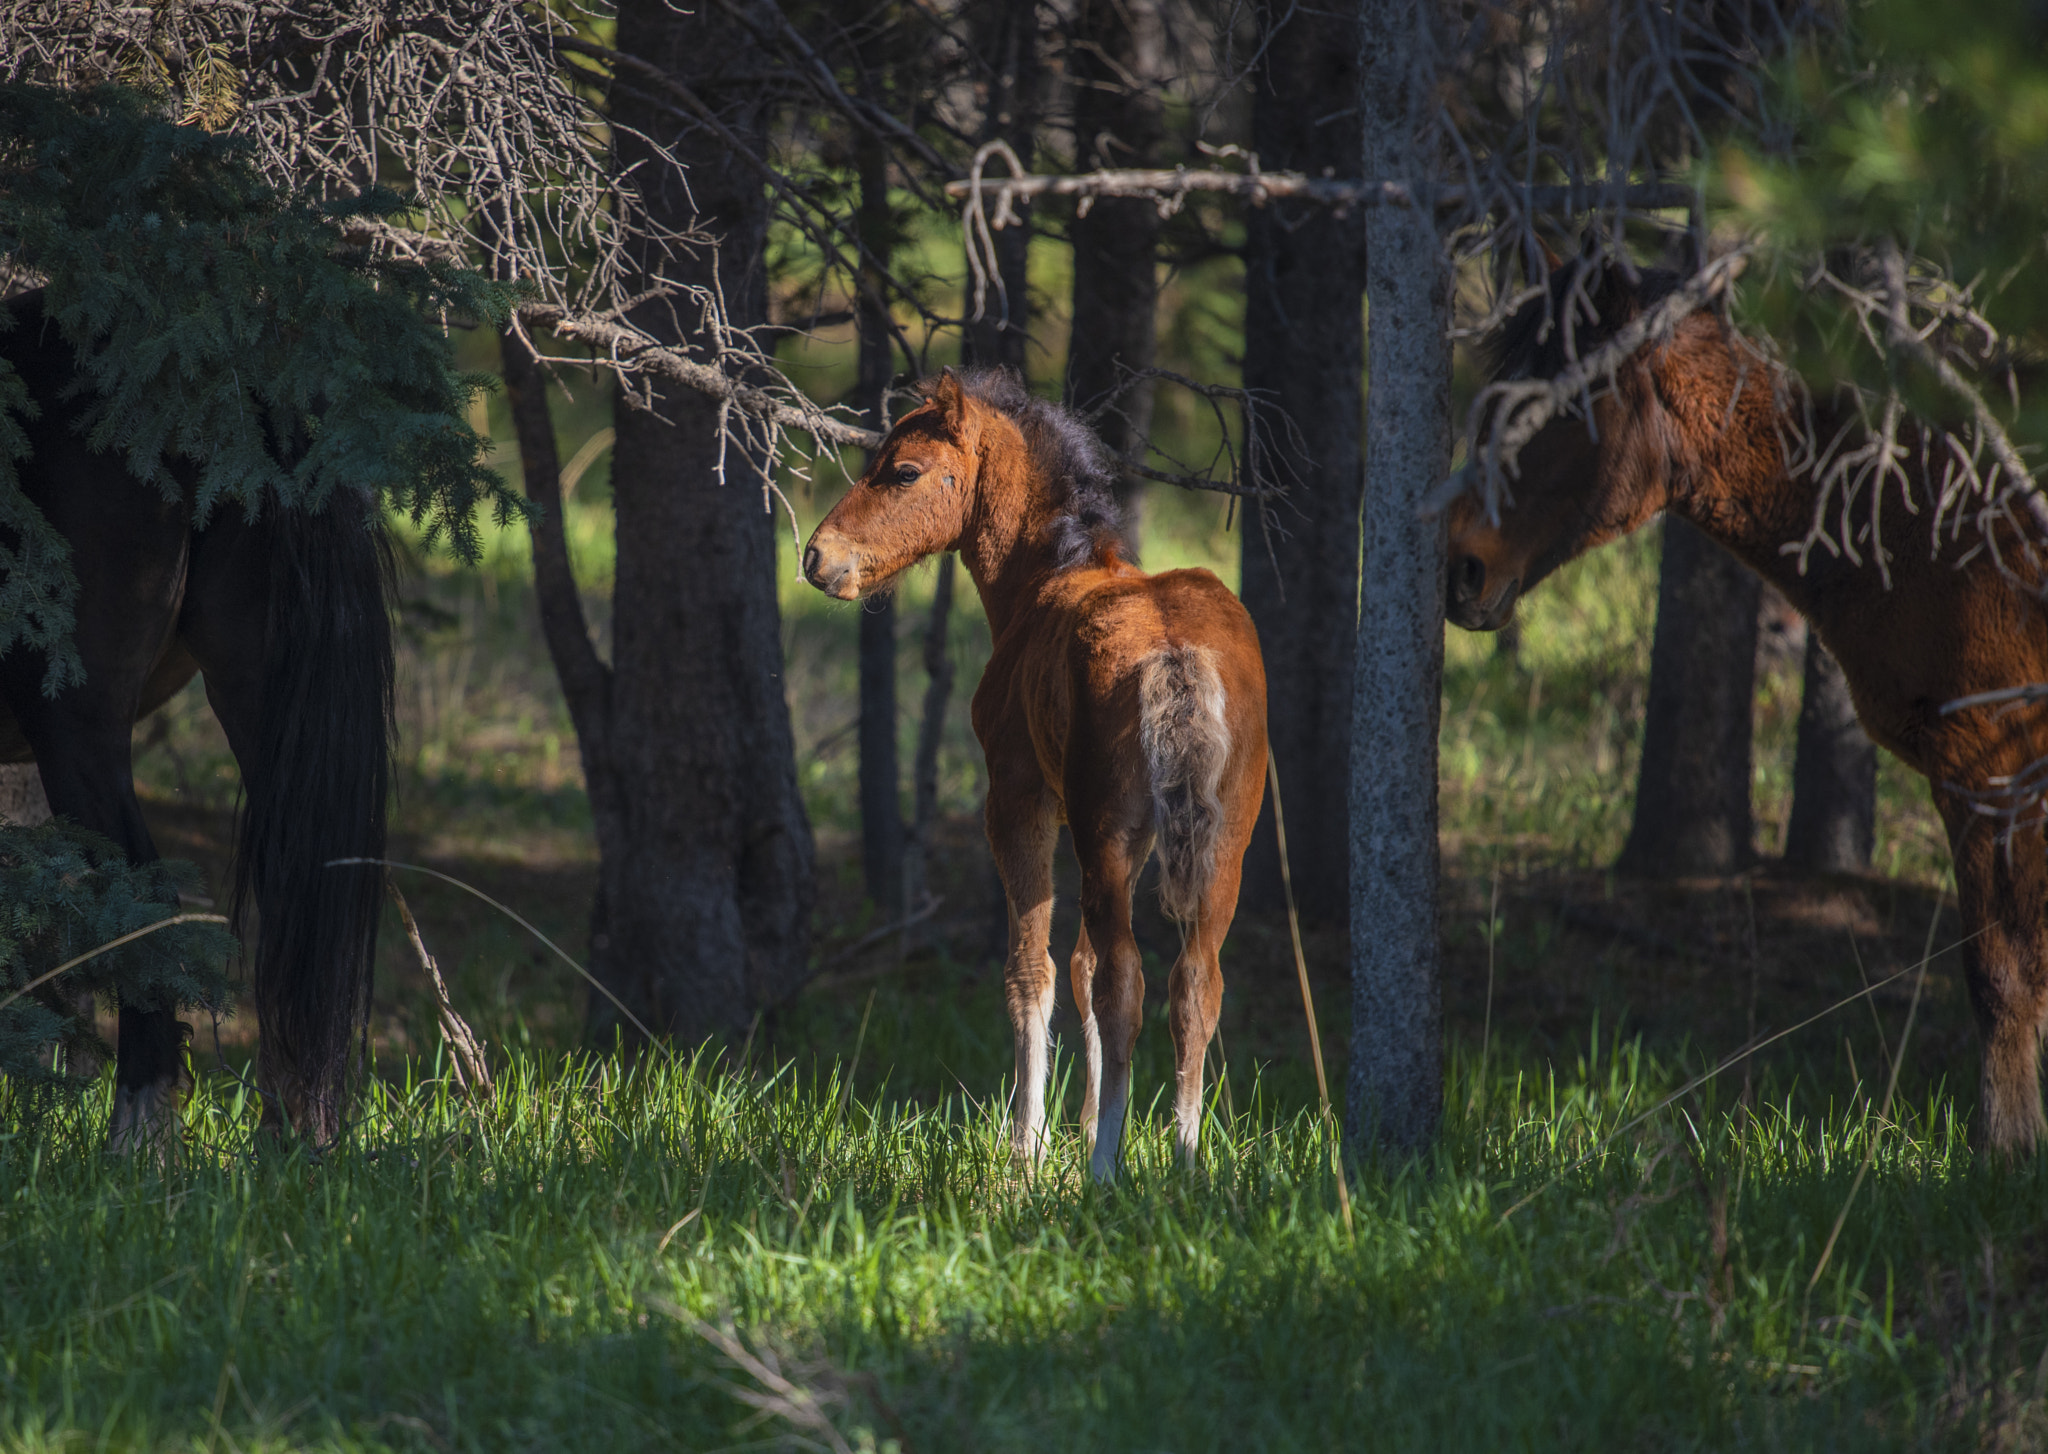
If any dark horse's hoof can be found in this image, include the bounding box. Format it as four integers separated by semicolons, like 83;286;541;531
106;1020;193;1165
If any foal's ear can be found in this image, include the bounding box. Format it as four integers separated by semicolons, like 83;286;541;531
928;368;968;435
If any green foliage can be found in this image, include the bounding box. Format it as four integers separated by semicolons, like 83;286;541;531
0;83;522;691
1717;0;2048;419
0;1046;2041;1449
0;821;236;1086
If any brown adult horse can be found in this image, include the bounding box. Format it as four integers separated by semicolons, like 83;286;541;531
1446;261;2048;1154
804;367;1268;1179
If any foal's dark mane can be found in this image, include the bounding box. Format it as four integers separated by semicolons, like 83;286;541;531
954;366;1127;570
1490;263;1686;382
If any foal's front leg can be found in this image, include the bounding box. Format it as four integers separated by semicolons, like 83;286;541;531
986;781;1059;1167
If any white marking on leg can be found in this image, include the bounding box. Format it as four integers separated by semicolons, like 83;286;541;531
107;1071;188;1164
1078;1013;1103;1152
1175;1065;1203;1166
1090;1069;1130;1183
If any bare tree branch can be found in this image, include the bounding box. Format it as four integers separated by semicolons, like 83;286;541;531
1431;245;1755;519
945;165;1696;214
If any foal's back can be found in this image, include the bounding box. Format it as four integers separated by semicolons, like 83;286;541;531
975;556;1267;824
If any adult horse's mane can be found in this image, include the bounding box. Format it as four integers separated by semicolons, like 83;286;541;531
1490;263;1688;382
952;367;1127;570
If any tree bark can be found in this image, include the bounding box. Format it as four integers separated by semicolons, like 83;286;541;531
855;134;904;914
1064;0;1162;537
570;0;814;1048
1618;518;1759;877
964;0;1041;376
901;551;957;933
1349;0;1449;1158
501;329;613;771
1784;632;1876;872
1238;0;1365;925
0;762;51;825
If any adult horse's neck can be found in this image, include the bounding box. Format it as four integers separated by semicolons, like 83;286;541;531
955;414;1107;639
1655;345;1880;630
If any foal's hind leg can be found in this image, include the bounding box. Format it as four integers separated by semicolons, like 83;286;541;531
1167;853;1246;1166
1070;827;1147;1182
986;778;1059;1167
1070;924;1103;1152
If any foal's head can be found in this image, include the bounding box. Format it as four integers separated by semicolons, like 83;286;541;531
803;370;988;600
1445;264;1699;631
804;366;1125;599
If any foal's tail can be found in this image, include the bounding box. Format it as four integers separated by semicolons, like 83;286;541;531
1137;645;1232;927
234;494;394;1141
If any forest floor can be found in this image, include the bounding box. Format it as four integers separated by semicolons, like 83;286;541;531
5;490;2045;1450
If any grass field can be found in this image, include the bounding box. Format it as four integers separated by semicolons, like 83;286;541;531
6;406;2045;1448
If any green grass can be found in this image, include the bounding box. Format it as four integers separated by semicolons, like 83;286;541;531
78;288;2015;1450
4;1035;2044;1452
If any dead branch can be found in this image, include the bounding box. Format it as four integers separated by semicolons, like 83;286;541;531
945;165;1696;215
1432;246;1754;519
1783;244;2048;590
4;0;687;317
517;300;881;453
385;880;493;1097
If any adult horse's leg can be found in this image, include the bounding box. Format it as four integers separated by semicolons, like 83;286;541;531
0;476;192;1156
1167;850;1247;1166
987;773;1059;1167
178;502;393;1143
1937;790;2048;1153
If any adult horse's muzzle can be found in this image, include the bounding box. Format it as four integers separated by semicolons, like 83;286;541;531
803;528;863;601
1446;552;1518;632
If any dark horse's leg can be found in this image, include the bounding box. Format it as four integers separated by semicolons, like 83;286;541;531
0;442;193;1156
1937;789;2048;1153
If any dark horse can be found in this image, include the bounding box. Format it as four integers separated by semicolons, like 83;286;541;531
3;290;392;1152
1447;262;2048;1155
804;369;1269;1180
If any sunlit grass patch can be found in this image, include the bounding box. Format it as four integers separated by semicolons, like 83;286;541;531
3;1037;2042;1451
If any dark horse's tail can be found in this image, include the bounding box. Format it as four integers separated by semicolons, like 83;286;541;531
235;495;393;1142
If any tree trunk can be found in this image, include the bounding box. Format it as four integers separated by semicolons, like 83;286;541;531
901;552;957;935
1239;0;1365;925
1784;633;1876;872
1349;0;1449;1158
1064;0;1162;538
855;134;904;915
0;762;51;825
964;0;1041;376
1618;518;1759;877
556;0;814;1048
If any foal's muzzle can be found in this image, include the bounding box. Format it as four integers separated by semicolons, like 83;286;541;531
803;528;862;600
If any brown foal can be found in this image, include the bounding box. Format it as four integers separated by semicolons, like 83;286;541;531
804;367;1268;1179
1447;261;2048;1155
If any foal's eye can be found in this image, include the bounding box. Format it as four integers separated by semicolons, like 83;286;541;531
894;464;922;485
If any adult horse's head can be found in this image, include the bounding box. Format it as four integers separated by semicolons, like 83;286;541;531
1445;263;1701;632
804;369;986;600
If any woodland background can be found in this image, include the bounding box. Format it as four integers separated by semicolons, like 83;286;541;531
3;0;2048;1448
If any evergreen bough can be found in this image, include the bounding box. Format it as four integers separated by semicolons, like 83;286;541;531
0;82;523;693
0;83;520;1086
0;823;237;1087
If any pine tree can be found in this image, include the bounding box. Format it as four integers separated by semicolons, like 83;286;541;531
0;84;516;690
0;83;514;1079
